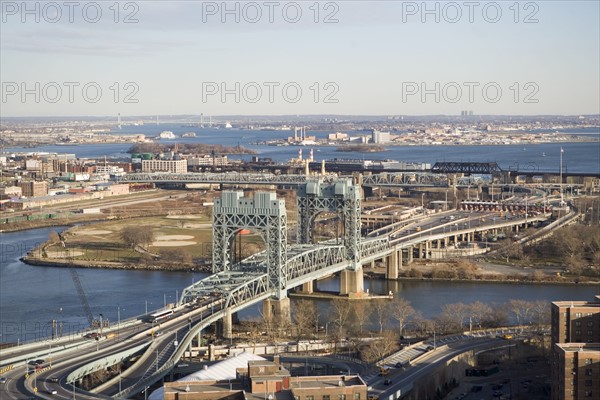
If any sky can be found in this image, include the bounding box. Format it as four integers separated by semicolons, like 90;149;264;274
1;0;599;117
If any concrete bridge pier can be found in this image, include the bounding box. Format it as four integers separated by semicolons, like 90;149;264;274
339;268;365;297
407;246;414;264
298;280;315;294
222;308;233;339
263;297;291;324
385;248;402;279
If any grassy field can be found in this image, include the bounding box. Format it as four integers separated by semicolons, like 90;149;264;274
46;214;266;265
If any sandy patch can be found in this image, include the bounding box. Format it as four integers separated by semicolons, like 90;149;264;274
155;235;194;241
47;250;85;258
166;215;203;220
182;223;212;229
152;241;197;247
76;230;112;235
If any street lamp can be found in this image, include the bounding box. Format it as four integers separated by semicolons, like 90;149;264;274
58;307;63;338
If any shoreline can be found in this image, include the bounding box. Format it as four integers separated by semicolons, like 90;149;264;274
20;255;210;273
365;272;600;286
20;254;598;286
258;135;599;148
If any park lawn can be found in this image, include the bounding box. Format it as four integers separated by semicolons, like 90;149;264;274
63;216;212;263
51;214;268;264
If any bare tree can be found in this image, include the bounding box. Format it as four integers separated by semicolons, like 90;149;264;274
390;297;415;338
260;311;279;346
361;330;399;363
468;301;493;330
244;316;263;354
292;300;317;351
372;299;391;333
508;299;534;326
329;298;352;338
439;302;469;333
531;300;550;329
120;226;155;250
350;301;372;335
411;311;431;337
484;303;509;328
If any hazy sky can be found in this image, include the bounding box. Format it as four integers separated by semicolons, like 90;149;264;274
1;0;599;117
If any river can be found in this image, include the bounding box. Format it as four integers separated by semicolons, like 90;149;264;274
0;227;598;344
4;125;599;173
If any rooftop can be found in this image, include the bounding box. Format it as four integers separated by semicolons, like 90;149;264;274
555;343;600;352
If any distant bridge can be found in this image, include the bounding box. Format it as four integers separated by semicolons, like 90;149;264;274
431;162;503;174
114;172;450;187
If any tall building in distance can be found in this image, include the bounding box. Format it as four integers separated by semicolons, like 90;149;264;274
551;296;600;400
18;180;48;198
141;159;187;174
371;129;391;144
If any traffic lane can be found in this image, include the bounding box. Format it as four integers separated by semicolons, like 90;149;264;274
376;338;500;396
98;304;218;394
98;320;193;396
3;320;148;365
34;301;217;397
29;337;153;400
0;373;27;400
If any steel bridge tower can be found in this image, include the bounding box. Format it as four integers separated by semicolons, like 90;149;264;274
297;179;361;268
212;191;288;298
296;179;364;295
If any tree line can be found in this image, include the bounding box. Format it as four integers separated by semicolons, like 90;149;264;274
243;297;551;363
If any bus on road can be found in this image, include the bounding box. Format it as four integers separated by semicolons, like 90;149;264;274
148;309;174;324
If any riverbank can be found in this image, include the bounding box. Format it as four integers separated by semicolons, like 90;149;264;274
20;251;599;286
20;256;210;272
364;260;600;285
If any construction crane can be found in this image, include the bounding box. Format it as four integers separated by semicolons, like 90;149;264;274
69;268;94;327
59;233;95;327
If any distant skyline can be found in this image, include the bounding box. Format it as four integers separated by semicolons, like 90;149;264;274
1;1;599;117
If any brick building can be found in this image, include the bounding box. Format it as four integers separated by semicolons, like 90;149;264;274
18;180;48;197
162;357;366;400
551;297;600;400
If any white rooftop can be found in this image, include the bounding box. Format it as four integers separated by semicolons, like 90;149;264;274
148;352;265;400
